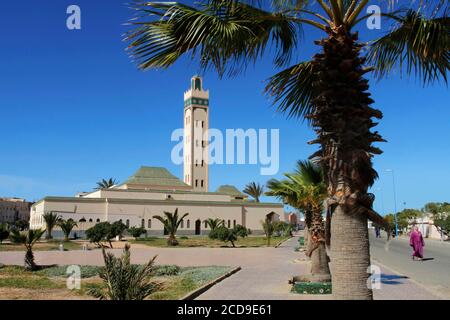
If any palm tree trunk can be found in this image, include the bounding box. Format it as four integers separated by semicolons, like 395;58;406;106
330;205;372;299
46;227;52;240
25;246;36;271
308;208;330;277
303;208;330;279
309;26;383;299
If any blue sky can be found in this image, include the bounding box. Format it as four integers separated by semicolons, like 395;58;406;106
0;1;448;215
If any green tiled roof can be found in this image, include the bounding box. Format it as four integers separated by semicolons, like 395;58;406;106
124;166;190;187
216;185;246;197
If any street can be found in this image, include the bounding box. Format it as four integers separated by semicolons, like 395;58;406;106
370;232;450;298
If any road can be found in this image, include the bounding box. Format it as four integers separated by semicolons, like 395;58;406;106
370;232;450;298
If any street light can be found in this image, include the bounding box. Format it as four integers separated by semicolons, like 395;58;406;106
385;169;398;238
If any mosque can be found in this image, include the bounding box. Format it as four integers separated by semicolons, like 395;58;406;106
29;76;284;236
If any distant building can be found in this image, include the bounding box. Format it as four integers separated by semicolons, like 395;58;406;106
29;77;284;237
0;198;32;224
287;212;298;225
410;213;448;240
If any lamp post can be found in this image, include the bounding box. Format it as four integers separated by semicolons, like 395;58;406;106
385;169;398;238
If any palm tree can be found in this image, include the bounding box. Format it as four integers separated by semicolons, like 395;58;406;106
88;244;160;300
9;229;45;271
95;178;118;190
204;218;224;231
153;208;189;246
125;1;448;299
266;160;330;280
43;212;61;240
243;182;264;202
57;219;78;241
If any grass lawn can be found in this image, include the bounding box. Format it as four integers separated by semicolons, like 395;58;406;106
0;264;232;300
0;240;83;252
131;235;291;248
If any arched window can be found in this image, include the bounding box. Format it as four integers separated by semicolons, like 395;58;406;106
187;220;190;228
227;220;231;228
233;220;236;228
148;219;151;229
194;78;201;90
96;218;100;223
201;180;204;187
89;218;93;223
141;219;145;228
126;219;130;227
204;220;208;228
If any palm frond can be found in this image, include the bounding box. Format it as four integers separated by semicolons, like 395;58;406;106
265;61;316;120
125;1;299;76
367;9;449;85
243;182;264;202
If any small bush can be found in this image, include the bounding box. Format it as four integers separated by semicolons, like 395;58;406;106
154;265;181;276
128;227;147;239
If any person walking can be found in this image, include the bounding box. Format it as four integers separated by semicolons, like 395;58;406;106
409;226;425;261
374;226;381;238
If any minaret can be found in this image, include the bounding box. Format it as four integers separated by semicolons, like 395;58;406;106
183;76;209;191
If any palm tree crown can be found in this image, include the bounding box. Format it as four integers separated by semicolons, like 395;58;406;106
243;182;264;202
43;212;61;240
58;219;78;241
95;178;118;190
204;218;224;231
9;228;45;270
153;208;189;245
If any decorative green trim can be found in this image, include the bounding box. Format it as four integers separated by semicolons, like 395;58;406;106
184;98;209;107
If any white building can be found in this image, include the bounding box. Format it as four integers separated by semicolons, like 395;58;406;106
29;76;284;237
411;213;448;240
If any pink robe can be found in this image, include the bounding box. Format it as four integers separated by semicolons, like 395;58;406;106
410;230;425;258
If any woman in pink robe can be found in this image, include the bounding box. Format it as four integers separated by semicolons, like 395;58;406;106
410;226;425;260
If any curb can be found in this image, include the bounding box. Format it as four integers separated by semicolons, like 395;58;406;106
181;266;242;300
371;258;447;300
275;236;295;248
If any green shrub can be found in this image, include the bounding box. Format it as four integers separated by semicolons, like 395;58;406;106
209;225;249;247
86;221;127;248
154;265;181;276
128;227;147;239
